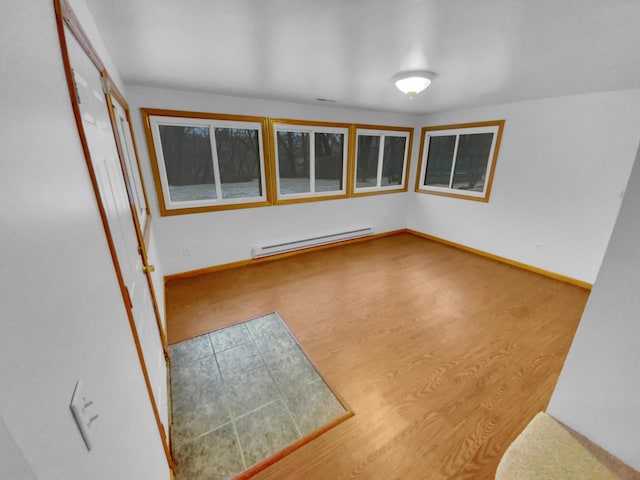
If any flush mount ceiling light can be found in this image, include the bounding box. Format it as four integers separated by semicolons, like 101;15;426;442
392;71;436;97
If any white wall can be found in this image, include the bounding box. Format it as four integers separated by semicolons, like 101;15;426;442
406;90;640;283
0;1;168;479
126;86;416;274
66;0;125;93
128;86;640;281
547;141;640;470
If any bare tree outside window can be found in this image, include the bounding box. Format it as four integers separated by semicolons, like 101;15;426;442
354;129;411;193
276;131;310;194
214;127;262;198
148;112;269;212
275;125;347;197
315;132;344;192
356;136;380;187
417;120;504;202
424;135;456;187
381;136;406;186
452;133;493;191
158;125;216;202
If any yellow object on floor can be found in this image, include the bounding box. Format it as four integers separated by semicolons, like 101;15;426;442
496;412;617;480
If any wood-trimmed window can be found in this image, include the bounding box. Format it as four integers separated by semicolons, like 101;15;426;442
353;125;413;196
271;119;349;204
142;109;271;215
415;120;505;202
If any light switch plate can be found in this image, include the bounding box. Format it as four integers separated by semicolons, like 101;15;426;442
69;380;96;451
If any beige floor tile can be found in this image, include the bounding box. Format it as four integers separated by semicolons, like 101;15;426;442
170;313;348;478
174;422;243;480
210;323;251;353
172;384;231;449
234;400;299;468
281;378;346;436
223;364;280;419
216;341;265;382
170;334;213;367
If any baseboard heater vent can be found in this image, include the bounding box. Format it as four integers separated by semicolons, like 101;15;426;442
251;227;374;258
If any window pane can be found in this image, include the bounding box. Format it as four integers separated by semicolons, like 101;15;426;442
277;131;310;194
356;135;380;188
158;125;216;202
381;136;406;186
214;128;262;199
452;133;493;191
314;132;344;192
424;135;456;187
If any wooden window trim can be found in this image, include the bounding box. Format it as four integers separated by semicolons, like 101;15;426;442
141;111;415;214
141;108;273;216
269;118;351;205
415;120;505;202
352;123;414;197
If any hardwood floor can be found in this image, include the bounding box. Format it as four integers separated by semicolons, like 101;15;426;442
166;233;589;479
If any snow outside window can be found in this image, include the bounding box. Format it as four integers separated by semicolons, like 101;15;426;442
353;127;412;195
272;121;349;202
143;110;270;215
416;120;505;202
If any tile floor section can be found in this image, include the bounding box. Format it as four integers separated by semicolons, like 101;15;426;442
169;312;348;480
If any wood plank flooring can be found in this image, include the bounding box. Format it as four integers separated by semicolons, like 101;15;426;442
166;233;589;479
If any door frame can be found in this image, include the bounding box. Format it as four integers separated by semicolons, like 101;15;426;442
53;0;173;470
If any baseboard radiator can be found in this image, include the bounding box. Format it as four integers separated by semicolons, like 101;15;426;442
251;227;374;258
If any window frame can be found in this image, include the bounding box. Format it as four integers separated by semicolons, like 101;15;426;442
270;118;350;204
142;109;272;216
352;124;413;196
415;120;505;202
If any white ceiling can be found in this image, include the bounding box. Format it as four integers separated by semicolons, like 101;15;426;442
84;0;640;114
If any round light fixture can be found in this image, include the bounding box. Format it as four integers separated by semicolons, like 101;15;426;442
392;71;436;96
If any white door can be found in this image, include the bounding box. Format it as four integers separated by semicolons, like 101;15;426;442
65;28;169;436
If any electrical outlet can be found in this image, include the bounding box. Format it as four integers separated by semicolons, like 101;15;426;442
182;247;190;257
536;244;544;253
70;380;98;451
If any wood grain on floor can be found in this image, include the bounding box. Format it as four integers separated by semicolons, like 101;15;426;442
166;233;590;479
